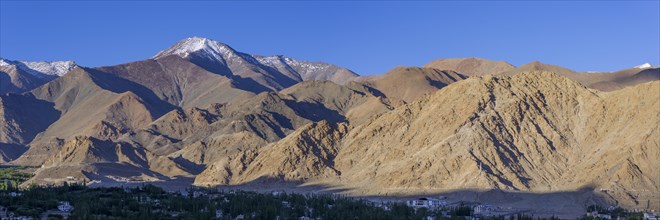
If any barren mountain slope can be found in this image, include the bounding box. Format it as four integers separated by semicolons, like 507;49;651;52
280;80;394;124
11;68;167;165
194;120;349;186
31;69;159;140
332;72;658;209
498;61;576;76
0;144;25;163
0;93;58;162
18;80;394;184
579;67;660;91
189;71;658;210
424;58;516;76
96;55;256;109
494;61;660;91
425;58;659;91
148;92;313;167
368;66;467;103
136;81;392;169
0;93;59;145
26;136;191;185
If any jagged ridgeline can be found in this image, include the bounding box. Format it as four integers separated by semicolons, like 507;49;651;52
1;37;658;213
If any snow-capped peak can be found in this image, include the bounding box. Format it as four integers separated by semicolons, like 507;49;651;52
256;55;331;71
0;58;76;77
634;63;652;69
0;58;11;67
152;37;237;61
18;60;77;76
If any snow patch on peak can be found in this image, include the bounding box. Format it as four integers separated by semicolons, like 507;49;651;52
18;60;77;76
634;63;652;69
152;37;237;61
283;58;334;73
256;55;334;74
255;55;287;67
0;58;76;77
0;58;11;67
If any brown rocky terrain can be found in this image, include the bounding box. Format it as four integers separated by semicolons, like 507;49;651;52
194;120;349;186
334;72;657;204
1;41;657;214
13;75;393;187
10;68;167;166
190;71;659;211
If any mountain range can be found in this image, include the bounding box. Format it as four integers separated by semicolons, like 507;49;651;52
1;37;658;214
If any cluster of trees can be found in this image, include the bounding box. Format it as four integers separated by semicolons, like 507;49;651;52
0;182;582;220
2;183;469;219
0;167;33;191
2;182;595;220
0;166;621;220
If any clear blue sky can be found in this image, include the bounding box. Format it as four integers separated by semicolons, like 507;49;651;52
1;1;659;75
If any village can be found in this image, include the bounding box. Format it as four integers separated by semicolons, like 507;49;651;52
2;185;658;220
1;168;657;220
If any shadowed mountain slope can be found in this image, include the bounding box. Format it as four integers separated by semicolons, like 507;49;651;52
367;66;467;103
95;55;255;109
12;68;171;165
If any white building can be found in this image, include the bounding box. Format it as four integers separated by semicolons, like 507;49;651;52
192;191;207;198
0;206;6;218
644;212;659;220
599;214;612;219
57;201;74;212
406;198;448;209
271;191;285;196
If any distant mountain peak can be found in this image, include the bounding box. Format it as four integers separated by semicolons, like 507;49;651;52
0;58;77;77
152;37;237;61
634;63;652;69
0;58;11;66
